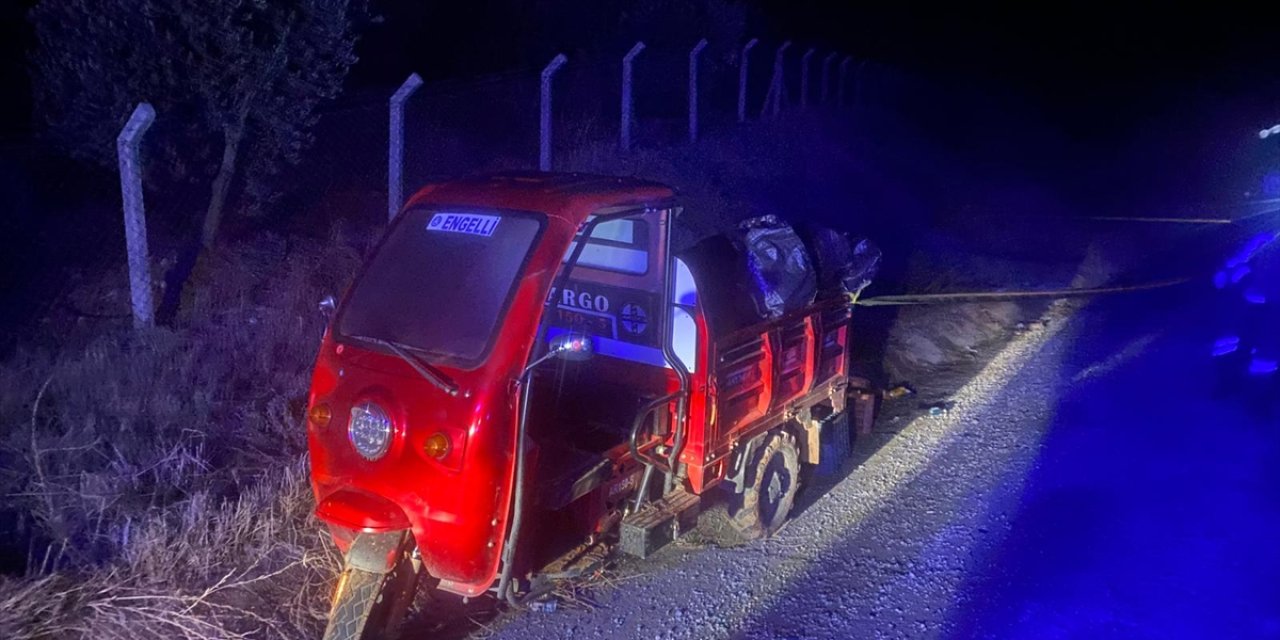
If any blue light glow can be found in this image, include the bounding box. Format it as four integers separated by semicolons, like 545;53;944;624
1212;335;1241;356
1262;172;1280;198
1248;356;1278;376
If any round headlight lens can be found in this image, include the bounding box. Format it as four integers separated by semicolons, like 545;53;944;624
348;402;393;460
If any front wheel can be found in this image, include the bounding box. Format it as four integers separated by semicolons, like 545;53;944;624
730;431;801;539
323;534;419;640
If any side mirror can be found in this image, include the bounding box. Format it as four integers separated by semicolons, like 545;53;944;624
319;295;336;320
549;332;594;362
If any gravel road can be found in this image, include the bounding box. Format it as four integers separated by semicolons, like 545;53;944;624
466;298;1079;640
463;268;1280;639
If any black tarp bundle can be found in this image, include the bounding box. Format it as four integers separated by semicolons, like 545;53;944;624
737;215;817;320
798;223;881;299
680;216;880;335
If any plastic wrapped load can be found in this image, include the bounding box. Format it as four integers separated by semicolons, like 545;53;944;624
798;224;881;298
679;216;816;334
679;216;879;334
734;215;818;320
845;237;882;295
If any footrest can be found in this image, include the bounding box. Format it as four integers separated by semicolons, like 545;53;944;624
619;489;701;559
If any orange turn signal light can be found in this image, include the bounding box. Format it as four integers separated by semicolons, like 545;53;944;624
308;403;332;428
423;432;451;460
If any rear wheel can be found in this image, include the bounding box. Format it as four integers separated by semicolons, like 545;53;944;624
730;431;801;539
323;537;419;640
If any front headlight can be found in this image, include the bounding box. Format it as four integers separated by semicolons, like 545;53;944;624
348;402;393;460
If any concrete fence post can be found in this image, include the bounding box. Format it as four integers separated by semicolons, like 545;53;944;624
821;52;837;104
388;72;423;222
116;103;156;330
688;38;708;143
854;59;869;111
737;38;759;123
540;54;568;171
800;48;816;108
764;40;792;119
838;55;854;107
620;41;646;152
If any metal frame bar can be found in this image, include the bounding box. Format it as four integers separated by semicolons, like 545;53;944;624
621;42;646;152
116;103;156;329
539;54;568;171
800;48;815;108
838;55;853;107
766;41;792;118
738;38;759;123
821;52;837;105
388;73;423;222
688;38;708;143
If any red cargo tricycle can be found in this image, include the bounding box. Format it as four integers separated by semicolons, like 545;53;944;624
307;173;879;639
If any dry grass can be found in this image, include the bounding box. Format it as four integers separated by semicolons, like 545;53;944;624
0;462;339;639
0;225;362;639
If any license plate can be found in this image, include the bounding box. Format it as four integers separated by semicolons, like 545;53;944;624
554;307;616;338
427;212;500;237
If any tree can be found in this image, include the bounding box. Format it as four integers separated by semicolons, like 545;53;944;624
29;0;365;247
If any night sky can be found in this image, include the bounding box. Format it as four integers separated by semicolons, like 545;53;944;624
2;3;1278;143
0;0;36;140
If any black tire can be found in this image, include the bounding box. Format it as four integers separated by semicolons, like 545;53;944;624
323;551;418;640
729;431;801;539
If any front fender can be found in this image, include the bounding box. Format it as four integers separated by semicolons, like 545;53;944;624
345;530;412;573
316;489;412;533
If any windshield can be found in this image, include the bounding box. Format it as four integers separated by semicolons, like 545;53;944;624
336;208;546;368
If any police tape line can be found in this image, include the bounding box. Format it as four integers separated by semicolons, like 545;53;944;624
1084;216;1234;224
851;277;1194;307
1083;203;1280;225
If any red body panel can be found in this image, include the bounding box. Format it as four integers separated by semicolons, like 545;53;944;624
308;174;675;596
308;173;854;597
687;298;851;491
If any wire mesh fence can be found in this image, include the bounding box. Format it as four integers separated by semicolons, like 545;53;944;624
296;37;877;205
4;35;967;336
